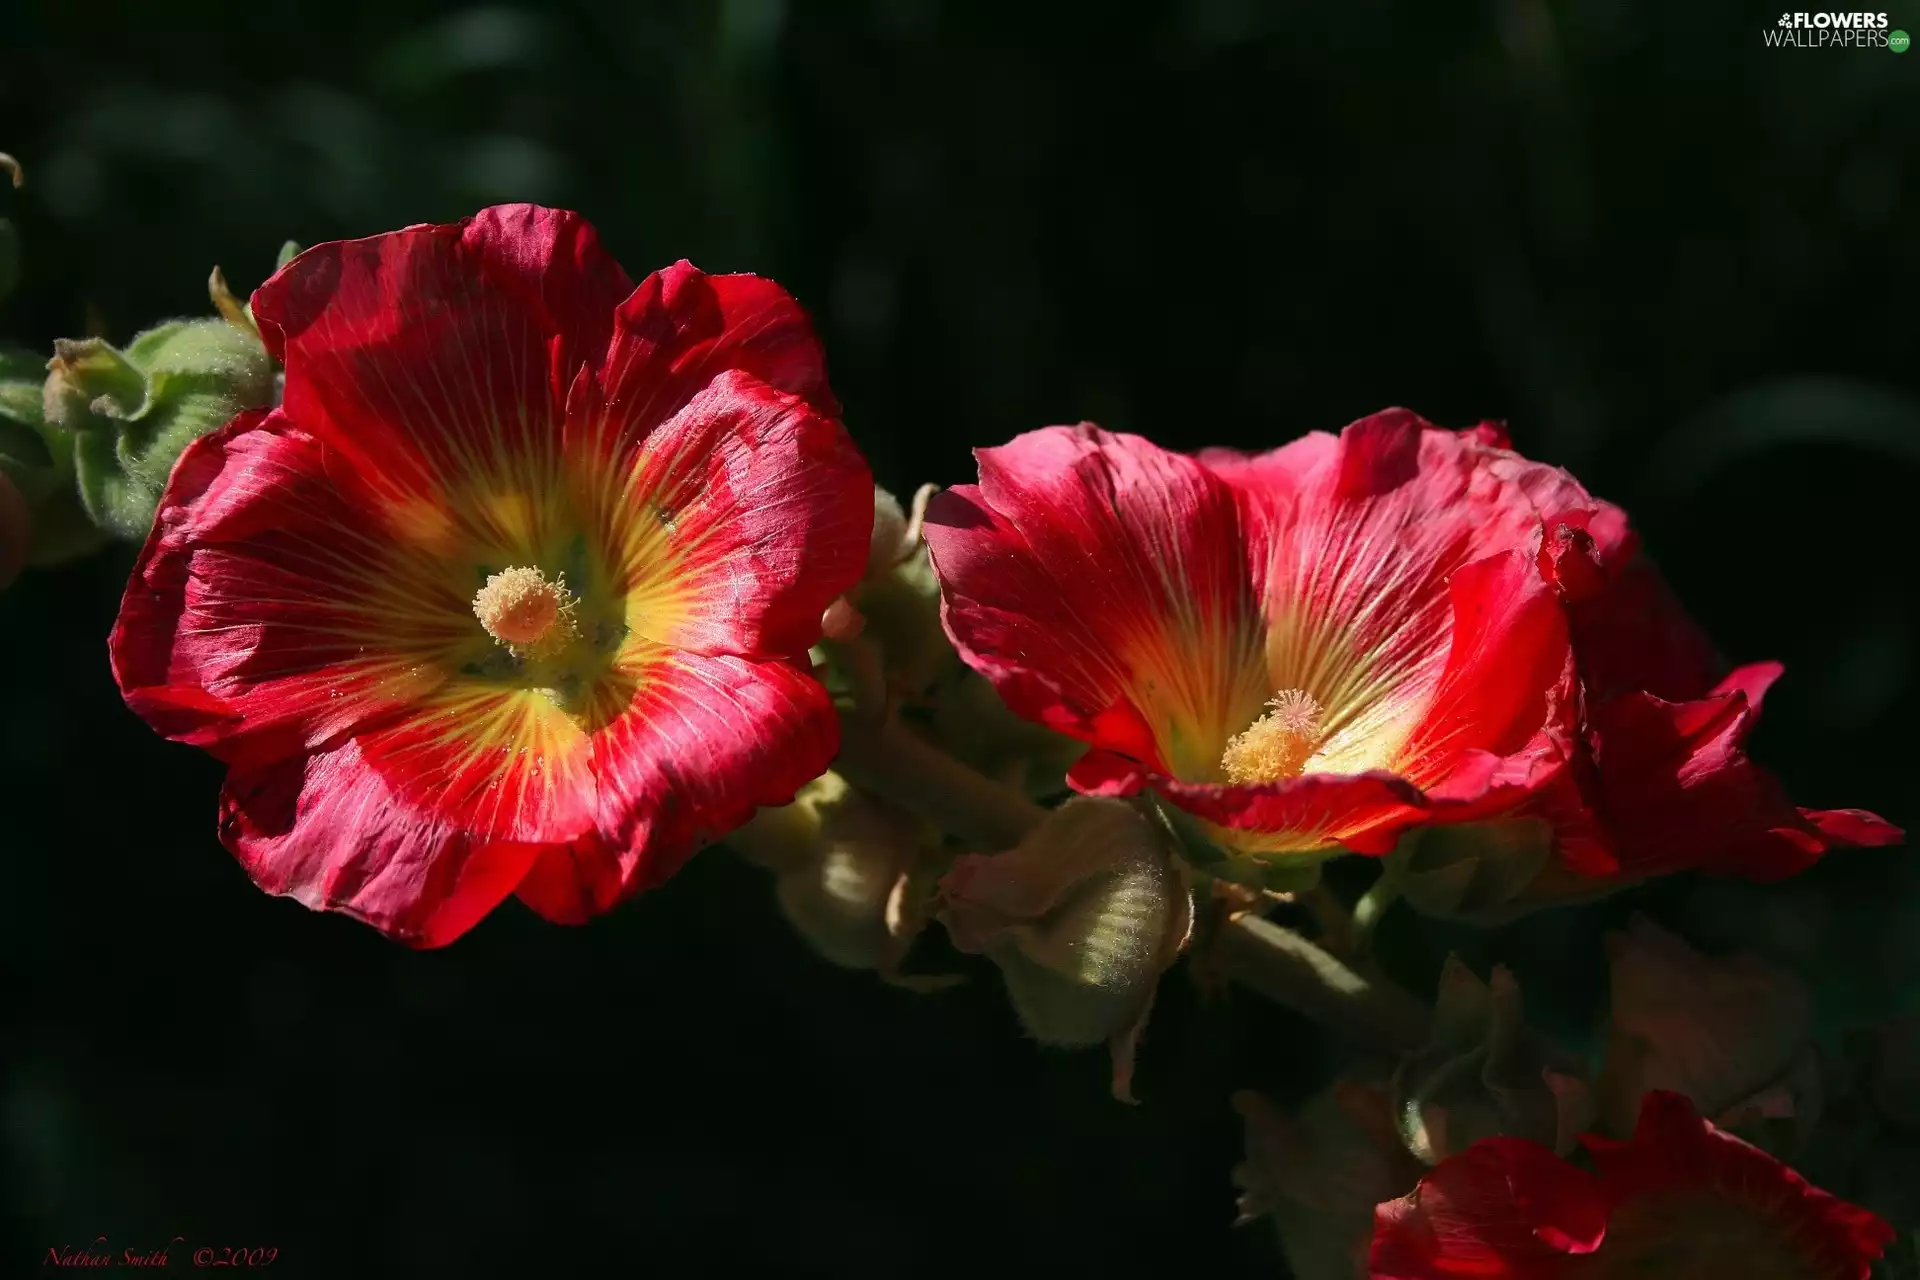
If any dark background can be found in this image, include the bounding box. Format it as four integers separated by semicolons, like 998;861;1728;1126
3;1;1917;1275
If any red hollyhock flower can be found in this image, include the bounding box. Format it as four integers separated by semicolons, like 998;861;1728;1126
1370;1090;1895;1279
110;205;871;946
922;411;1580;870
922;410;1899;885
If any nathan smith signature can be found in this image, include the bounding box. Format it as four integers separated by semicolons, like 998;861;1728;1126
44;1237;279;1268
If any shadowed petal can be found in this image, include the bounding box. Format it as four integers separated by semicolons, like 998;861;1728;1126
220;737;550;949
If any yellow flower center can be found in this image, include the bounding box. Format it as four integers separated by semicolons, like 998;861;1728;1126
1220;688;1323;784
472;565;579;658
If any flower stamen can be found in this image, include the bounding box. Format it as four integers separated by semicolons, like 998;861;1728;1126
1220;689;1323;784
473;565;579;658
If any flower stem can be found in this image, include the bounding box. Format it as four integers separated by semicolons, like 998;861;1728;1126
1349;874;1402;955
1209;913;1428;1051
832;708;1432;1047
833;712;1046;851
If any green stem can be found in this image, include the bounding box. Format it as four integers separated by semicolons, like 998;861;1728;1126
1350;874;1402;956
834;712;1046;851
1211;913;1429;1051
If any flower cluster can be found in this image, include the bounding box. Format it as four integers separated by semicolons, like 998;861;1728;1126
22;203;1900;1271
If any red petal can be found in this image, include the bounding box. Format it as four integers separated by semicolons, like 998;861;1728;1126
110;411;472;762
1462;420;1512;449
252;206;629;506
348;684;600;845
1154;770;1431;856
1369;1136;1606;1280
220;737;548;949
1801;808;1904;846
1224;414;1580;777
1566;557;1726;704
1590;670;1901;881
1580;1091;1894;1279
589;259;839;460
924;424;1258;777
586;368;870;658
1395;550;1574;790
513;649;838;924
1334;407;1426;498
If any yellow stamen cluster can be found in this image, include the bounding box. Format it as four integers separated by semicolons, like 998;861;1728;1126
472;565;578;658
1220;689;1323;785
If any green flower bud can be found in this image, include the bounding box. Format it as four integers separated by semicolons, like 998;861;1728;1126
42;317;275;541
1391;957;1593;1164
867;483;910;580
1596;915;1817;1140
940;797;1193;1101
849;491;955;700
0;345;107;569
730;772;957;990
1388;818;1618;926
1233;1083;1423;1280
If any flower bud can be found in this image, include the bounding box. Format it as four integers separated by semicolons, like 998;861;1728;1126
866;483;910;581
731;773;955;989
1388;818;1615;926
1233;1083;1423;1280
940;797;1193;1101
42;317;275;541
846;505;954;700
1596;915;1817;1139
0;346;107;570
1391;957;1593;1164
